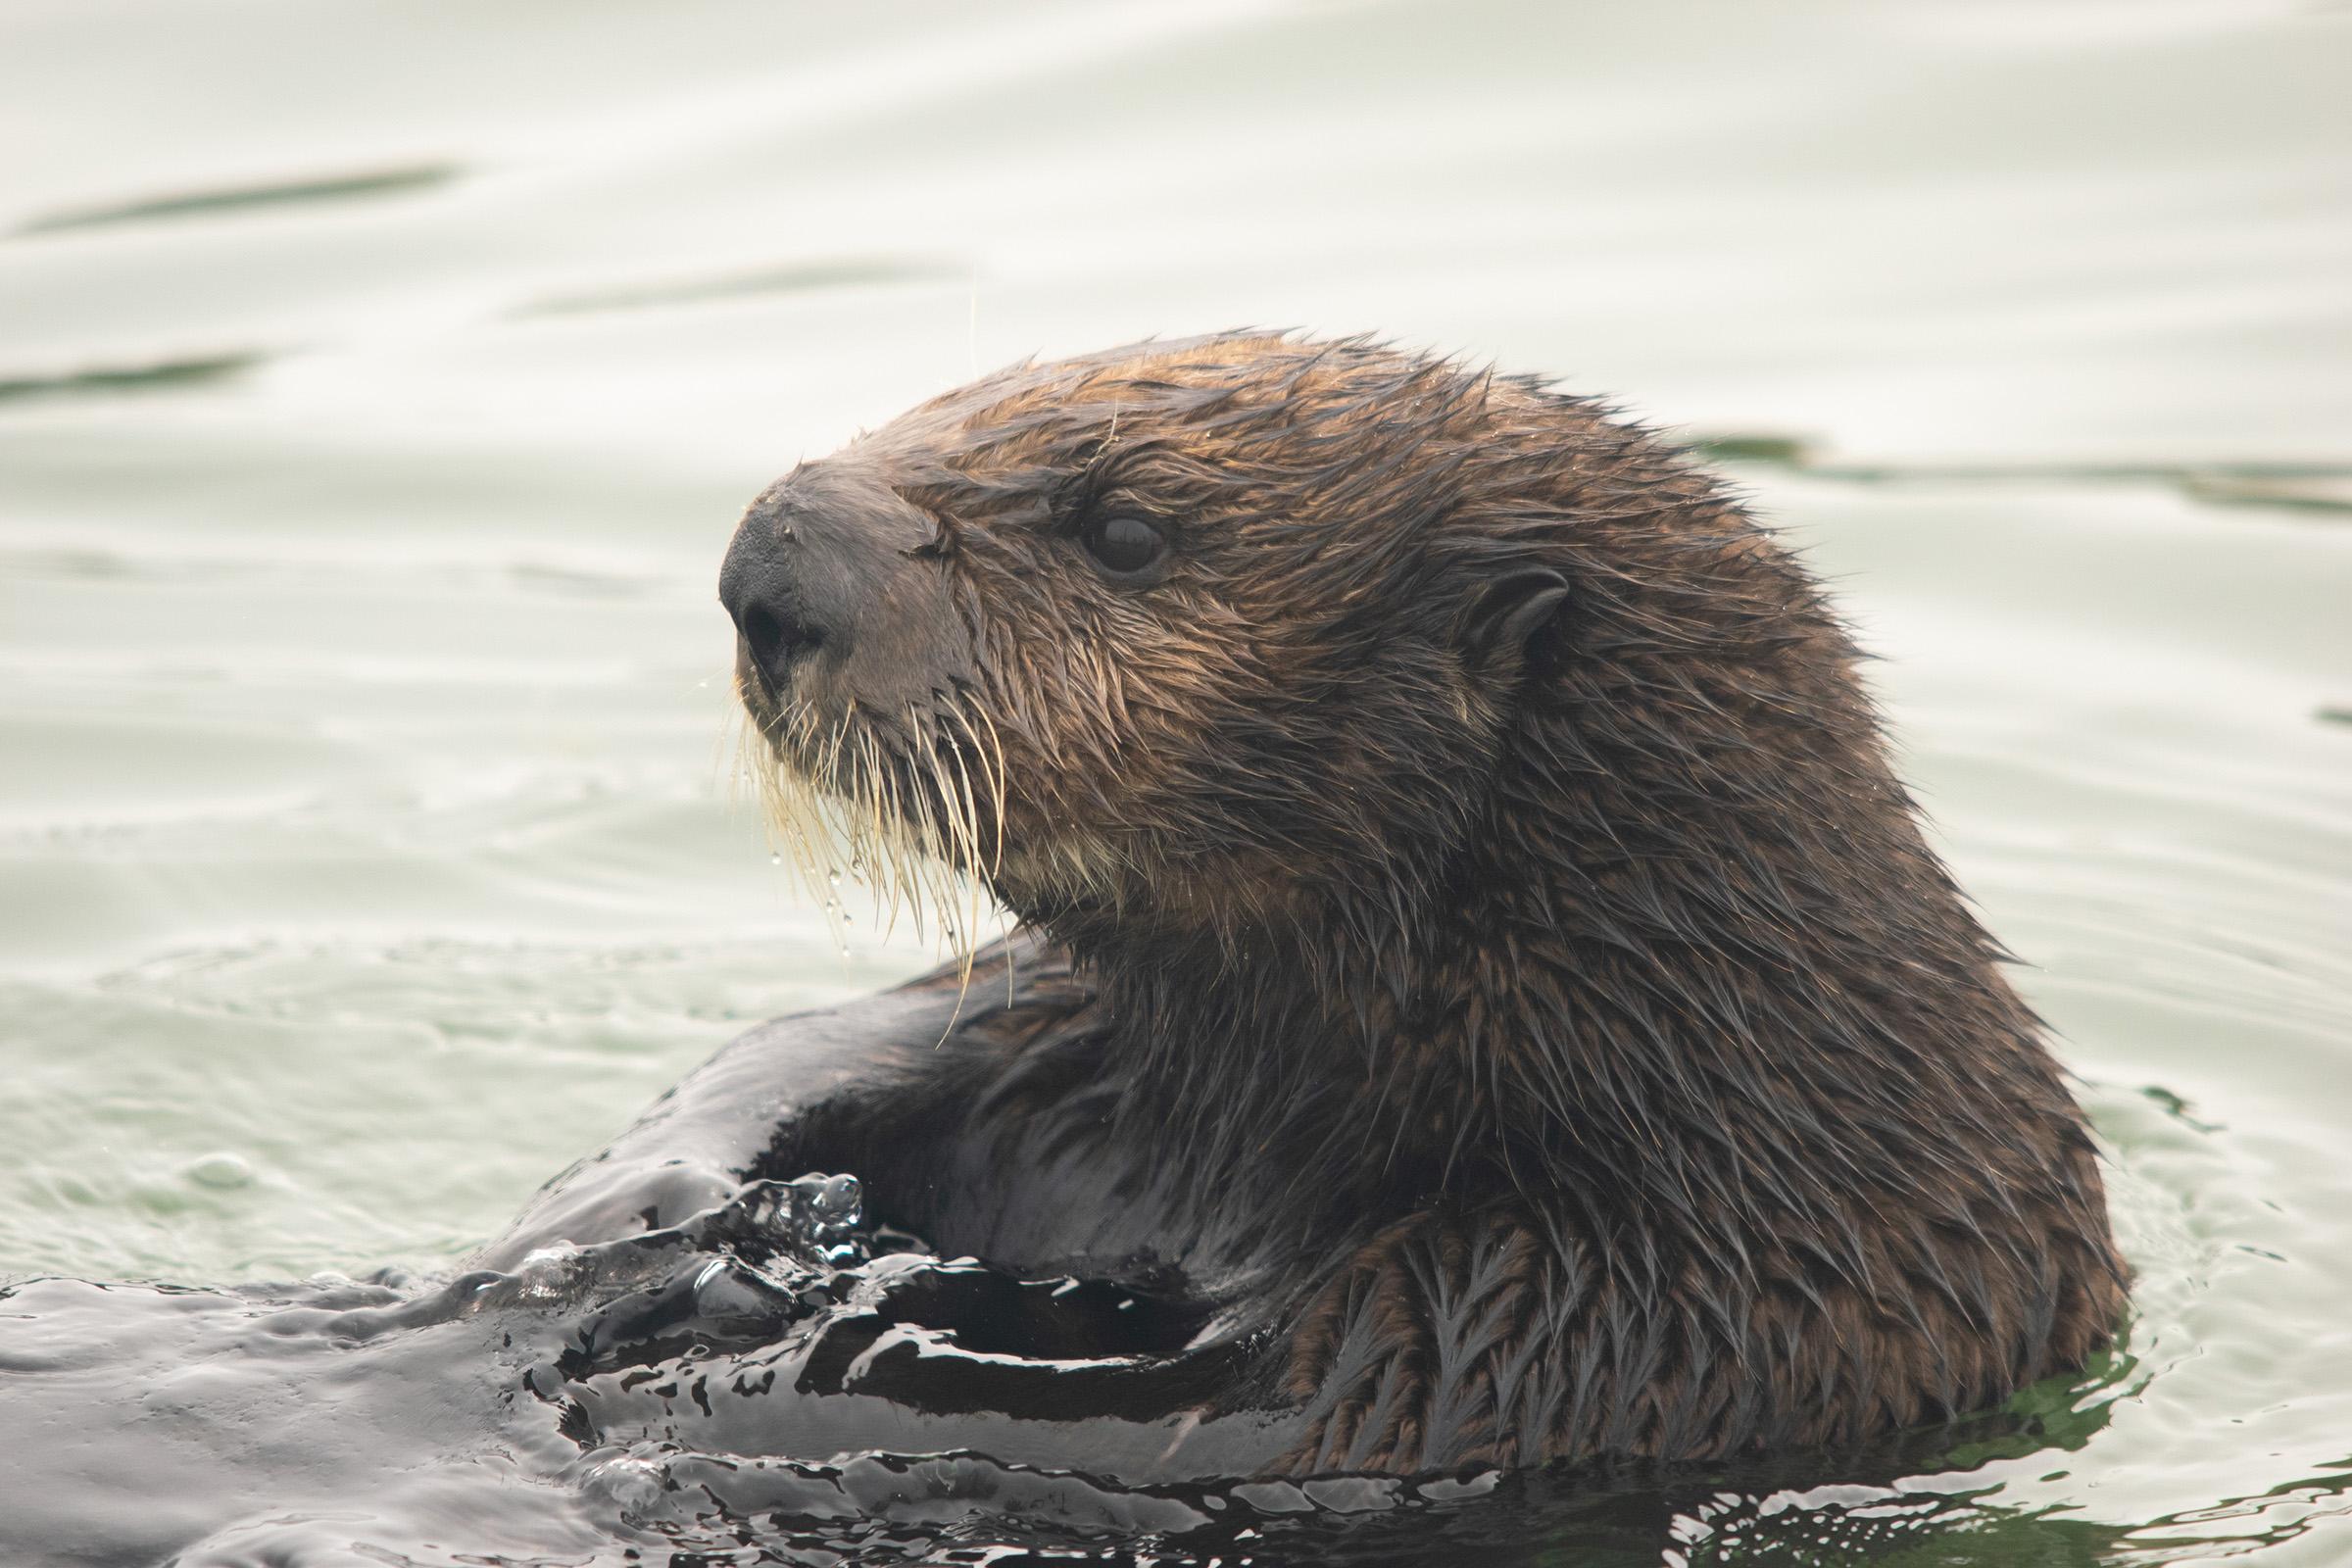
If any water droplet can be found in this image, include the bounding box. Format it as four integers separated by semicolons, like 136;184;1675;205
769;853;782;866
184;1152;255;1191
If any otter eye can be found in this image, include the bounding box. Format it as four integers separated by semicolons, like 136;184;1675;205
1080;514;1167;580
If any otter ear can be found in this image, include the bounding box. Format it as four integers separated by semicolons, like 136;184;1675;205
1467;568;1571;662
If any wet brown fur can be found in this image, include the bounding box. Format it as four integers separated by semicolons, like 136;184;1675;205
729;332;2128;1474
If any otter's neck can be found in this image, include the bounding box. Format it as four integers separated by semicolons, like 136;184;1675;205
1046;592;2103;1296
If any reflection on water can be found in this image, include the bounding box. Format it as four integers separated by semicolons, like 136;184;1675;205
0;351;265;406
0;0;2347;1562
1689;435;2352;517
15;162;461;237
517;255;961;318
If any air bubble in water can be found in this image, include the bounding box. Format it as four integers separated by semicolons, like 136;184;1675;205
184;1152;255;1190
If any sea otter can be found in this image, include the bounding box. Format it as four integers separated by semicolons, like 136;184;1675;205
690;331;2125;1474
0;335;2131;1564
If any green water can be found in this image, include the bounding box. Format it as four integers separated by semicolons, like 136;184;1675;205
1;2;2347;1561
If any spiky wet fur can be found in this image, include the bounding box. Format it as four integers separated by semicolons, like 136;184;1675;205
733;332;2127;1473
739;691;1007;959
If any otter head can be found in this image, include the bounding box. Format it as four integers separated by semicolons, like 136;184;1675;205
719;334;1627;967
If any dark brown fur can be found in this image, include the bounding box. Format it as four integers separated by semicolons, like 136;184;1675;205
724;332;2127;1474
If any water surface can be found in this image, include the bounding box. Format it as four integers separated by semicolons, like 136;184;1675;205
2;1;2348;1562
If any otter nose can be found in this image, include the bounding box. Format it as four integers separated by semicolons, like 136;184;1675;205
719;530;824;691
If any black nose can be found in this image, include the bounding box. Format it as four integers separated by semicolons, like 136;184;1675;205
719;532;823;691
